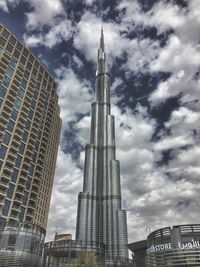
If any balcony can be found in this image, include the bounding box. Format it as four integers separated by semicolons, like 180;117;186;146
31;188;38;196
4;164;13;174
28;204;36;212
14;196;22;204
0;189;7;198
19;175;27;183
10;143;19;153
0;180;9;190
29;195;37;203
34;175;40;183
26;212;34;219
18;116;26;124
4;100;13;112
27;142;35;150
1;173;11;182
6;158;15;168
21;168;29;176
0;199;4;207
23;161;30;169
18;180;26;190
9;213;19;222
12;205;20;212
32;182;39;190
9;86;17;97
4;105;12;114
7;94;15;103
16;188;24;196
14;131;22;140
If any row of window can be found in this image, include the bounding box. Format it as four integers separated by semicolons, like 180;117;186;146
0;38;54;91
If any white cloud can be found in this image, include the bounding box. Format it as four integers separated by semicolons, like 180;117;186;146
0;0;8;12
56;66;93;135
24;19;73;48
74;11;160;73
25;0;64;29
46;149;83;241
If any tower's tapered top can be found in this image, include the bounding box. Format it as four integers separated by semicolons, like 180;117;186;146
97;27;106;75
100;26;105;51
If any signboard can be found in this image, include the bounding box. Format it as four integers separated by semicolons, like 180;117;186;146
147;240;200;254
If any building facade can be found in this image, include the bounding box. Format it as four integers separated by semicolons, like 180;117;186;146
0;23;61;266
146;224;200;267
0;22;61;229
128;224;200;267
75;29;129;266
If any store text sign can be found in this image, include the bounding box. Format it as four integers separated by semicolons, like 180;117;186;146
147;240;200;254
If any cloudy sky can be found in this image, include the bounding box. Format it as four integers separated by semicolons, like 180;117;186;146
1;0;200;243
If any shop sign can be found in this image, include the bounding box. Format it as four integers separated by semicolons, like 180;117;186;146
147;240;200;254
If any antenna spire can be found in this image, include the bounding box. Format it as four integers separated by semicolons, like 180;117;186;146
100;25;105;51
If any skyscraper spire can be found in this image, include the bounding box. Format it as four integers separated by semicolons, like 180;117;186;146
76;28;129;266
97;25;106;75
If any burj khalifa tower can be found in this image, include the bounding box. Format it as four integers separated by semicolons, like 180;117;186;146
76;28;129;265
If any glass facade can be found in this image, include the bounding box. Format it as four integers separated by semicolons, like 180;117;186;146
0;223;45;267
146;224;200;267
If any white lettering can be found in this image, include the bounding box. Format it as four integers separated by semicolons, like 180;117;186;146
147;240;200;254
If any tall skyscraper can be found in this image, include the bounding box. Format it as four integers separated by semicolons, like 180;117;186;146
76;28;129;265
0;23;61;230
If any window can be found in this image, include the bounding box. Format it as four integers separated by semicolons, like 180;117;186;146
7;120;15;132
32;153;36;162
22;131;28;142
33;90;38;99
0;86;6;98
0;160;3;168
21;79;27;89
3;132;11;145
11;109;18;120
2;29;9;39
28;110;33;120
23;48;28;57
31;99;36;109
13;50;20;60
15;98;21;110
0;145;7;159
26;177;32;189
19;207;25;222
2;76;10;88
7;184;15;198
15;155;22;168
16;42;23;51
10;58;17;68
9;36;17;46
29;164;34;176
32;68;37;77
29;54;34;63
19;143;25;154
2;200;10;216
20;56;26;66
22;191;28;205
6;67;14;78
12;169;19;182
24;70;30;80
6;43;14;54
25;120;31;130
18;88;24;99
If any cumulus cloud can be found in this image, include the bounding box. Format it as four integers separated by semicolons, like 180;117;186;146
46;149;83;241
25;0;64;29
56;66;93;134
24;19;73;48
